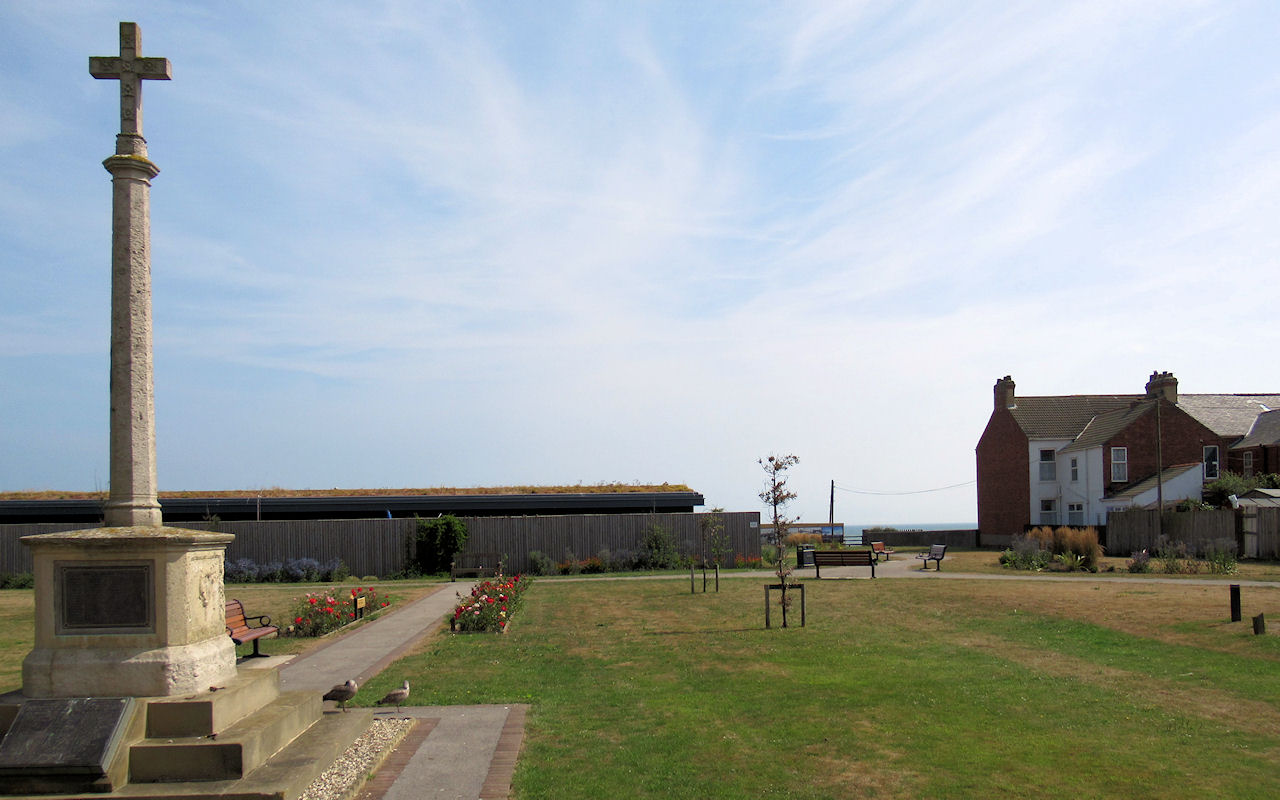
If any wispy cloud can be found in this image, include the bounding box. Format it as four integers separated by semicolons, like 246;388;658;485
2;0;1278;519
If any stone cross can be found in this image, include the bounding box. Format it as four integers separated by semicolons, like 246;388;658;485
89;22;171;138
90;23;170;528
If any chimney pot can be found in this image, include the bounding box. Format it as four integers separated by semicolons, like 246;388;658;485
1145;371;1178;404
994;376;1016;410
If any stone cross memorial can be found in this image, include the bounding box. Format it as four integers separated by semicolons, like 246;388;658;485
91;20;170;529
0;24;350;797
16;21;238;701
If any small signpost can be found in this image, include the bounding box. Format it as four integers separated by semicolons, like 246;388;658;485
355;595;368;620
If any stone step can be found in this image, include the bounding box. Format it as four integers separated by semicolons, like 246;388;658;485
6;709;374;800
145;666;281;738
129;691;320;783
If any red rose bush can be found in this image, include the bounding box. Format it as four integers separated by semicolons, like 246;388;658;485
451;573;528;633
286;586;391;637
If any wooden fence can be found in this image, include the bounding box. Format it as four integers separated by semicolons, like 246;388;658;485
0;511;761;577
1248;507;1280;560
1106;508;1239;556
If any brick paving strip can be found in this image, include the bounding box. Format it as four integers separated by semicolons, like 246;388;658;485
479;705;528;799
354;719;439;800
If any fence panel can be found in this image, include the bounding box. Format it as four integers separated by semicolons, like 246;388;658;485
1260;508;1280;560
1;512;760;577
1105;509;1236;556
456;512;759;574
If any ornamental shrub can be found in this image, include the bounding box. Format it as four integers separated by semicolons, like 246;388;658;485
1022;526;1102;571
636;523;681;570
1202;538;1239;574
0;572;34;589
285;585;390;637
451;574;529;633
528;550;555;576
224;557;349;583
1003;534;1051;571
1127;550;1152;573
407;514;469;575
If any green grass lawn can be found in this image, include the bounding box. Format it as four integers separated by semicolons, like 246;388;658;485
366;575;1280;799
5;570;1280;797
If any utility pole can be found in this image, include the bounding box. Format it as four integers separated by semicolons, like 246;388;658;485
1155;398;1164;539
829;480;836;528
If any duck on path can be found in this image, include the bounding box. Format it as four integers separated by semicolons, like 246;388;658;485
376;679;410;713
322;679;358;712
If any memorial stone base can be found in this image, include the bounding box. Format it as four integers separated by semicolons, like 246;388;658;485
20;526;238;698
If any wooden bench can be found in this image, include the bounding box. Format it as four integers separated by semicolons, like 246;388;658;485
916;544;948;571
811;549;876;579
870;541;895;562
450;552;502;580
225;599;278;658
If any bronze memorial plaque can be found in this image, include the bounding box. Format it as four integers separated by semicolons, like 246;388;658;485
56;562;153;633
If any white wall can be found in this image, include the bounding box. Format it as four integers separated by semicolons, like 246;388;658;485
1027;439;1072;525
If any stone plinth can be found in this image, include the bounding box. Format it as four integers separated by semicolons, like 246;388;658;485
20;527;237;698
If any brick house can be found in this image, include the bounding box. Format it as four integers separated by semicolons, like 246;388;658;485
976;372;1280;536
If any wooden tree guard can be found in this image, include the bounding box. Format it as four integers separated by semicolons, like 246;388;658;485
689;563;719;594
764;583;805;628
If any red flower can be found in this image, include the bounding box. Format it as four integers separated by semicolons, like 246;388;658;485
295;616;303;624
309;598;317;605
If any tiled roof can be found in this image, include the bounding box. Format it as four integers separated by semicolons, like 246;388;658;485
1233;409;1280;448
1061;401;1155;453
1008;395;1139;439
1178;395;1280;438
1008;392;1280;446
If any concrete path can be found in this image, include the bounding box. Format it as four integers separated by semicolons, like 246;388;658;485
278;581;472;693
250;582;526;800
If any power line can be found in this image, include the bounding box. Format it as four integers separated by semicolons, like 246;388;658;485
833;480;975;497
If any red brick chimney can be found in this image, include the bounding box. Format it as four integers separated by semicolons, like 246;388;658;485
994;376;1016;410
1145;371;1178;404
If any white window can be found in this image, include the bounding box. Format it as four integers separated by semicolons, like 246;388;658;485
1244;451;1255;477
1068;503;1084;525
1070;458;1079;483
1040;499;1057;525
1039;449;1057;481
1204;445;1220;480
1111;447;1128;483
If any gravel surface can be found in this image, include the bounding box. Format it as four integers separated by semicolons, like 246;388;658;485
299;717;417;800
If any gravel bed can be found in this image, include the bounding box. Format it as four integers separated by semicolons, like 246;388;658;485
299;717;417;800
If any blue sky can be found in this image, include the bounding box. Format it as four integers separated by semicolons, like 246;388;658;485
2;1;1277;524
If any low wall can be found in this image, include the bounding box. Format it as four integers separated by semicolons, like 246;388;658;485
866;529;979;548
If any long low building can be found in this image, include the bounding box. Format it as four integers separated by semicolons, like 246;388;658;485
0;485;705;524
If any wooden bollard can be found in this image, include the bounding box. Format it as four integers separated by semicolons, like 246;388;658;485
1254;613;1266;636
1231;584;1242;622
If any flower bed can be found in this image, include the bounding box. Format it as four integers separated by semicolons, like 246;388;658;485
451;574;528;633
286;586;391;637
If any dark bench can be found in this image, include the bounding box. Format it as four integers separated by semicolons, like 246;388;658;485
870;541;895;562
451;552;502;580
916;544;948;570
811;549;876;579
226;599;278;658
